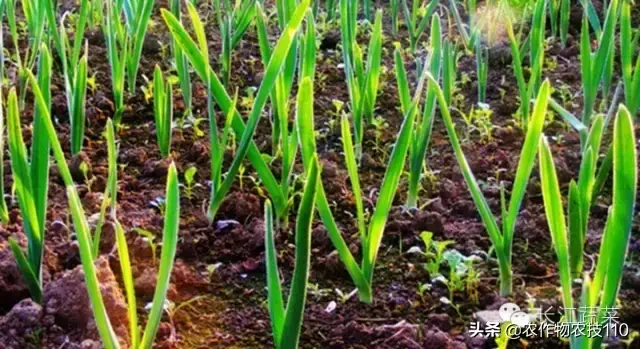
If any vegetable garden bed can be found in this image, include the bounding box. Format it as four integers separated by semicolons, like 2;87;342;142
0;0;638;348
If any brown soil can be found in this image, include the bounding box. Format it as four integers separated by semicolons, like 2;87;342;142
0;0;639;348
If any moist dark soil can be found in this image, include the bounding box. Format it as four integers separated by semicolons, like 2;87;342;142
1;0;639;348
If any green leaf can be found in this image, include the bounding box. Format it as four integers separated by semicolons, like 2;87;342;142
114;220;139;348
426;72;521;295
341;114;366;242
30;45;52;270
592;105;637;317
426;73;503;259
8;238;42;303
264;200;285;344
140;162;180;348
153;65;173;157
6;87;43;295
279;157;319;349
506;17;528;120
69;53;88;154
68;186;120;349
503;81;551;253
208;0;310;220
363;83;418;282
548;98;587;134
92;118;119;259
300;11;316;82
162;0;311;220
538;136;574;316
567;181;584;277
125;0;155;93
394;47;411;116
362;10;383;121
408;14;441;207
231;0;257;48
23;67;74;187
295;77;371;303
0;50;8;223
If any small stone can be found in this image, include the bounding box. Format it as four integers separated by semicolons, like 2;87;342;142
43;257;129;345
474;310;502;326
122;147;149;166
412;211;445;235
422;329;454;349
320;29;341;50
134;267;178;301
143;34;162;54
81;339;102;349
427;313;452;332
0;242;30;312
69;152;92;183
0;299;43;348
526;256;548;276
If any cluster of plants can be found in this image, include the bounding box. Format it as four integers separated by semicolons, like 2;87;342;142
410;231;482;310
0;0;637;347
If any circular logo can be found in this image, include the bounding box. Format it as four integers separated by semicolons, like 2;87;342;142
510;311;530;327
499;303;521;322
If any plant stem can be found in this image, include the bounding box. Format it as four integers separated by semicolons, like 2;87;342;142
357;284;372;304
498;261;512;297
406;187;418;209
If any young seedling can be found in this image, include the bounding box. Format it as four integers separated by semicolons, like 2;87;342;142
296;64;422;302
340;0;383;159
442;250;467;301
395;16;442;208
135;228;158;266
102;0;128;124
620;1;640;116
417;282;431;301
4;0;60;98
162;0;311;223
334;288;358;304
122;0;156;94
579;0;619;127
559;0;569;47
442;40;458;106
59;3;90;154
326;0;338;21
446;0;473;50
549;0;559;35
475;37;488;104
456;104;494;142
505;0;545;126
428;74;552;296
169;0;193;119
547;86;624;253
0;13;9;223
91;118;119;259
255;4;316;224
539;105;636;349
265;158;319;349
418;231;455;277
102;0;156;124
401;0;438;53
214;0;257;87
109;163;180;348
23;57;182;347
391;0;399;36
88;0;103;30
183;167;197;199
6;47;52;303
153;65;174;158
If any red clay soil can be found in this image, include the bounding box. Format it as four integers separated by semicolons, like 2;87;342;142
0;0;638;348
